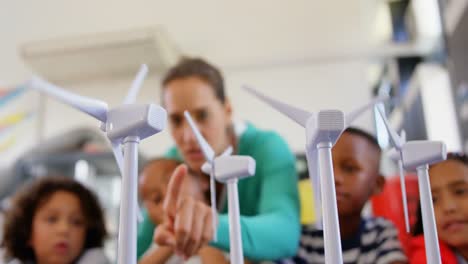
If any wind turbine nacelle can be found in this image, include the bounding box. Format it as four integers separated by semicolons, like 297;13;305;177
213;156;256;183
402;141;447;170
106;104;167;141
306;110;345;148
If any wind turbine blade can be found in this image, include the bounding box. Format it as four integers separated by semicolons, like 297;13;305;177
376;107;403;150
123;64;149;104
243;85;311;127
306;148;322;229
221;146;233;157
398;159;410;233
201;166;218;241
184;111;215;162
210;171;218;242
111;141;124;176
30;76;108;122
400;130;407;143
346;95;389;126
386;146;409;232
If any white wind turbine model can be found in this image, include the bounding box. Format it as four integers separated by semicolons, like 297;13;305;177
185;111;255;264
377;108;446;264
244;86;388;263
376;80;411;233
28;65;167;264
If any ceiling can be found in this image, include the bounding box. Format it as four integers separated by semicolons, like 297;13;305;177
0;0;381;84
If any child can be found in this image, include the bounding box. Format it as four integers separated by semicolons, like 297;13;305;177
411;153;468;263
138;159;185;227
1;176;109;264
278;127;407;264
137;158;230;264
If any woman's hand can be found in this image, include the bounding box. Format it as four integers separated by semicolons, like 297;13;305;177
154;164;215;258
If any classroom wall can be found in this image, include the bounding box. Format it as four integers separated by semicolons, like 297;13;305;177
0;0;376;83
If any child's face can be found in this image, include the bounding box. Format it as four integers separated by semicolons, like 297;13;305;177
139;162;205;225
30;191;86;264
331;132;383;218
430;160;468;248
139;163;173;225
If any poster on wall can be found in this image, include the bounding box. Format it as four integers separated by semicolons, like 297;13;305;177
0;82;40;167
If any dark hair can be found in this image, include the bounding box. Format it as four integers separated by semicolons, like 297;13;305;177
413;152;468;235
2;176;107;262
162;57;226;103
344;127;381;152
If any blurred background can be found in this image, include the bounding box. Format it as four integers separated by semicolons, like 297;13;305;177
0;0;467;261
